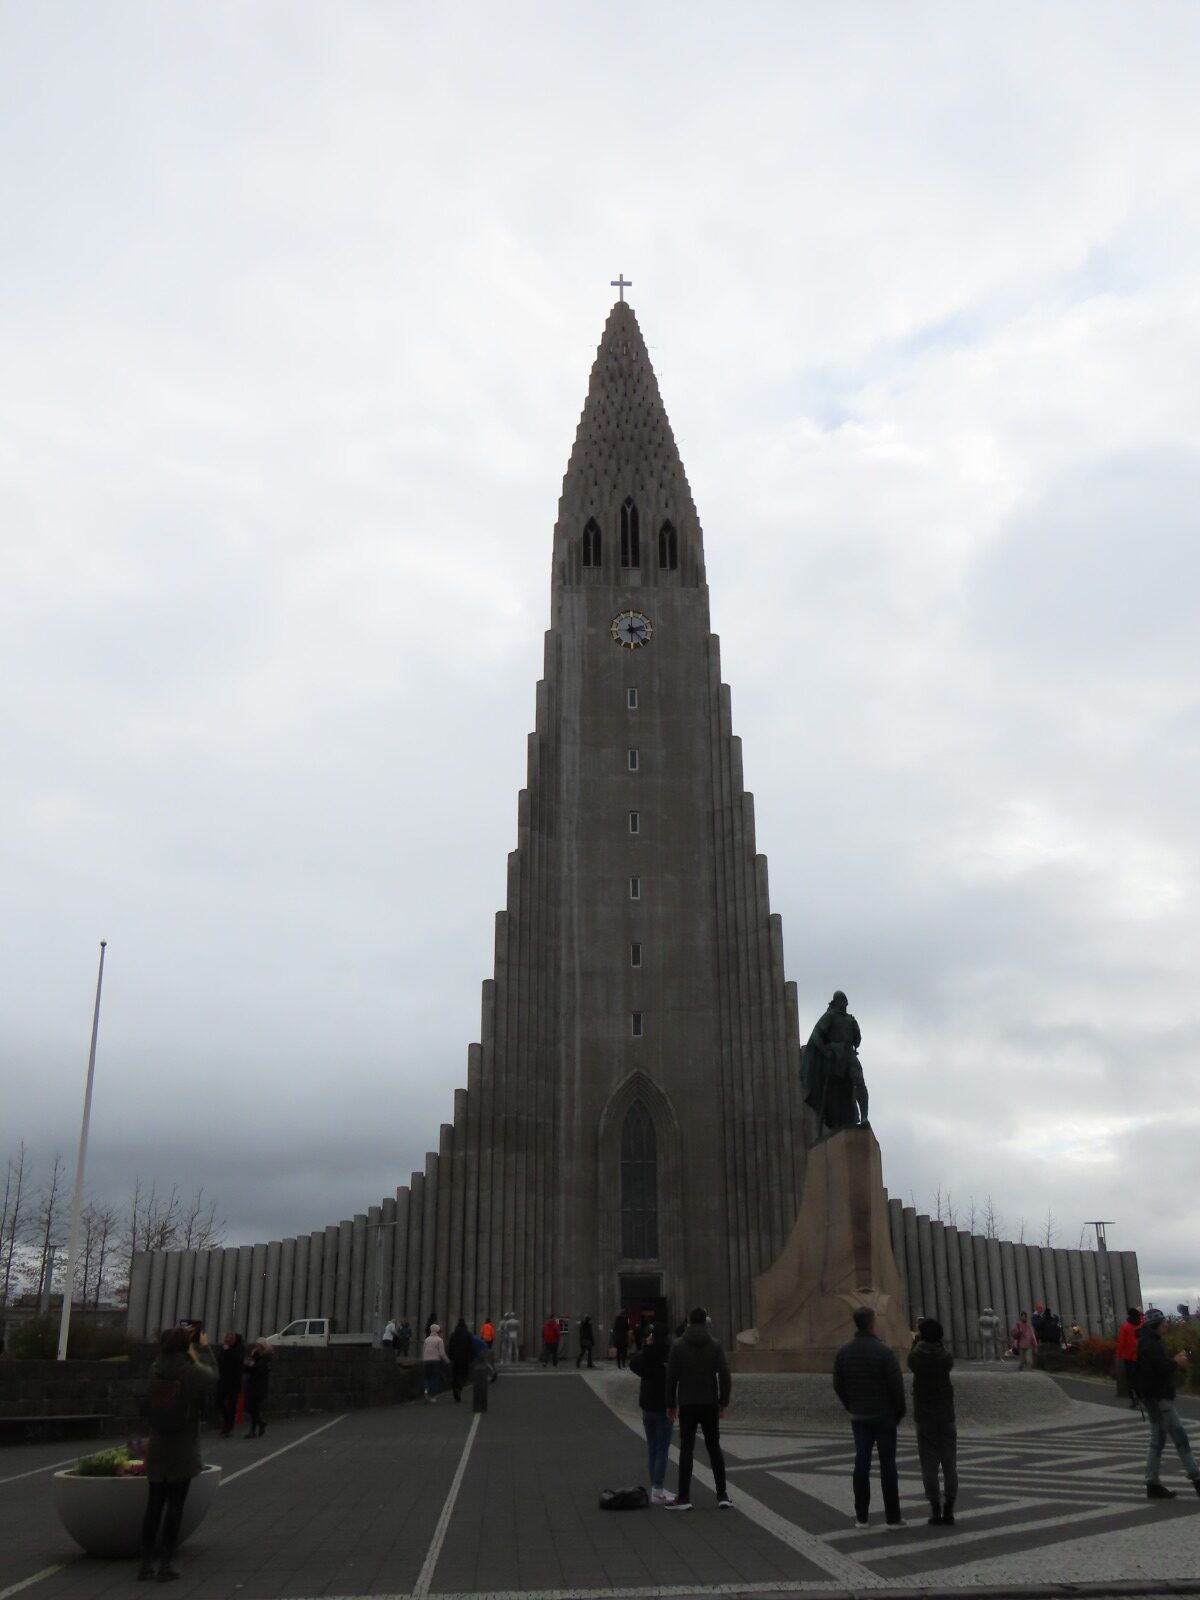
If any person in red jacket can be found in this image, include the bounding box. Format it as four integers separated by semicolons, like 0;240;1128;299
540;1313;561;1367
1116;1307;1143;1407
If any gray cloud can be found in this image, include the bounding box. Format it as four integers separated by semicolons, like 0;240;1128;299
2;3;1198;1309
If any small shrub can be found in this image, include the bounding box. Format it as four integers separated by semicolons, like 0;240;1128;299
1074;1336;1117;1377
74;1444;145;1477
6;1316;56;1360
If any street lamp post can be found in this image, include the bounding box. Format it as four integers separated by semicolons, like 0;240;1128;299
57;941;107;1362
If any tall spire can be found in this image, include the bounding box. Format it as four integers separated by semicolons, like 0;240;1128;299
553;301;704;584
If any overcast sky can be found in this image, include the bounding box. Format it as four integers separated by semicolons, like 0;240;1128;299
2;3;1197;1311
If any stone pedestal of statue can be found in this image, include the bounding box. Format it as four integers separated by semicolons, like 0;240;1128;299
735;1123;909;1372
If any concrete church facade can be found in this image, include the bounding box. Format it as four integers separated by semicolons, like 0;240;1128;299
126;301;1139;1354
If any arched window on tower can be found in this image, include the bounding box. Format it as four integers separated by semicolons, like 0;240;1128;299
582;518;602;568
620;498;640;568
658;520;678;571
621;1100;658;1258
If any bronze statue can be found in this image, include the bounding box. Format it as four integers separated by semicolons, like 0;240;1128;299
802;990;868;1134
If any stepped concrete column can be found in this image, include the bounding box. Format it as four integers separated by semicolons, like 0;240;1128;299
887;1198;909;1323
943;1225;967;1355
147;1252;167;1337
161;1251;182;1331
1108;1251;1129;1326
291;1235;309;1321
217;1248;238;1333
1080;1251;1102;1334
247;1243;267;1341
1014;1243;1033;1323
127;1252;151;1339
1120;1251;1142;1309
203;1250;224;1335
902;1208;921;1318
262;1241;282;1337
1075;1254;1094;1331
931;1220;952;1333
335;1220;353;1332
175;1251;196;1325
304;1231;323;1317
349;1214;367;1333
916;1214;937;1327
1000;1241;1020;1335
234;1246;253;1337
959;1232;979;1357
191;1252;209;1331
321;1226;339;1317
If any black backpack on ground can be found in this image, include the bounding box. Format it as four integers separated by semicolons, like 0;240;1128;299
598;1486;649;1510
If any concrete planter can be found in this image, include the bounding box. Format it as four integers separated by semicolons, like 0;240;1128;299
53;1464;221;1557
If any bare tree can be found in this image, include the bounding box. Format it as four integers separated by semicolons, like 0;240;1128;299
932;1186;945;1222
1076;1224;1089;1251
0;1144;30;1312
32;1153;68;1300
965;1195;978;1235
983;1195;1004;1240
943;1191;956;1226
179;1188;224;1251
75;1199;119;1307
1018;1216;1026;1243
1041;1209;1058;1248
91;1203;118;1307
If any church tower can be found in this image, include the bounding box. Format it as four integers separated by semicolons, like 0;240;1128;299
476;296;809;1340
126;299;810;1352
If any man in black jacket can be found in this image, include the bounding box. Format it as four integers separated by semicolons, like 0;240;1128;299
833;1305;907;1529
1134;1308;1200;1499
907;1317;957;1524
664;1308;733;1510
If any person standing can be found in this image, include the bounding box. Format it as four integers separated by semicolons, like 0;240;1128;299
422;1323;447;1402
242;1339;271;1438
576;1316;596;1369
612;1310;630;1369
215;1331;244;1437
977;1307;1002;1361
480;1316;495;1352
138;1324;218;1581
1134;1307;1200;1499
907;1317;958;1525
382;1316;398;1352
447;1318;474;1402
397;1319;412;1357
629;1321;673;1502
1011;1311;1038;1371
1116;1307;1142;1406
664;1307;733;1511
540;1312;561;1367
832;1305;907;1530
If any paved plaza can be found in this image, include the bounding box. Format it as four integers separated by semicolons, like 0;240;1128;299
2;1369;1199;1600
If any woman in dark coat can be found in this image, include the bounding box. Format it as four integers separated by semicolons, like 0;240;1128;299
216;1331;244;1437
242;1339;272;1438
139;1324;217;1580
446;1318;475;1402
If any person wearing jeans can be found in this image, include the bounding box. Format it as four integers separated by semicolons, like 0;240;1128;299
1135;1308;1200;1499
833;1305;908;1529
629;1323;673;1501
664;1307;733;1510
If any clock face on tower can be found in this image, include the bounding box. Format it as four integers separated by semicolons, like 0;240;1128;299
611;610;653;649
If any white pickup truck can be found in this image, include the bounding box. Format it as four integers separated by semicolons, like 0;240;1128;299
265;1317;373;1347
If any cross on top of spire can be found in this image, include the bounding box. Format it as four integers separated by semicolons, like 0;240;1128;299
610;272;632;302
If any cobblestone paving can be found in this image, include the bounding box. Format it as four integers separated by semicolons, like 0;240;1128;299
0;1369;1197;1600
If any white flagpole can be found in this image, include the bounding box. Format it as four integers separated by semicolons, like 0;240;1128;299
57;941;107;1362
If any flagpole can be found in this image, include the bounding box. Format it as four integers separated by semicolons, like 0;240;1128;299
57;941;107;1362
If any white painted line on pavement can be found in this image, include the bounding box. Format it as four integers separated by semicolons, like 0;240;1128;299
0;1565;69;1600
219;1412;346;1487
864;1497;1136;1560
411;1411;480;1599
0;1456;79;1486
580;1373;875;1588
278;1586;864;1600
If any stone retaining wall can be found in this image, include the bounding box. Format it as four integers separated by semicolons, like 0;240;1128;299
0;1347;423;1440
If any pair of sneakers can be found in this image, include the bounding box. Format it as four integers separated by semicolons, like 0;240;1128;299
854;1518;908;1530
661;1494;735;1510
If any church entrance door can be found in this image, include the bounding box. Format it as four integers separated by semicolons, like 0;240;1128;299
620;1273;668;1340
